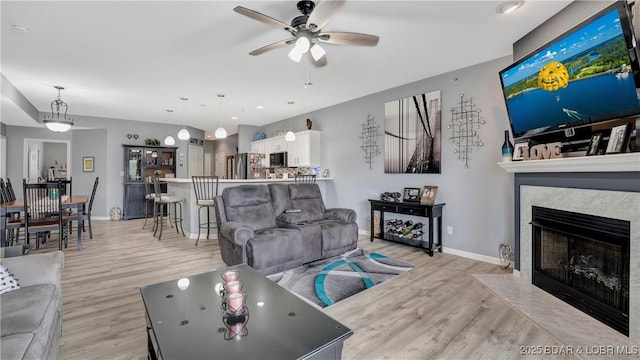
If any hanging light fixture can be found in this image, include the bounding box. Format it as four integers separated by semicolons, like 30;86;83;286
309;43;326;61
43;86;74;132
164;109;176;145
177;97;190;140
215;94;228;139
285;101;296;142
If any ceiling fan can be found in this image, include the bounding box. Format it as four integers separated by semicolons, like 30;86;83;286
234;0;379;67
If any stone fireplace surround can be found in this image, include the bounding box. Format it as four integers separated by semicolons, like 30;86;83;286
474;154;640;353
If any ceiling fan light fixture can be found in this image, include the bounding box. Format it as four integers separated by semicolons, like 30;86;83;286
164;135;175;146
310;43;326;61
177;128;190;140
288;46;304;62
215;127;228;139
295;36;311;53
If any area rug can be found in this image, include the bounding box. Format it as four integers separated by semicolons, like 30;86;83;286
268;249;414;309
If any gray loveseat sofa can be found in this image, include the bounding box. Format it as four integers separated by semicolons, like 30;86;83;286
1;251;64;360
215;183;358;275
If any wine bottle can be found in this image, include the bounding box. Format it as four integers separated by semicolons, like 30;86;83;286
501;130;514;162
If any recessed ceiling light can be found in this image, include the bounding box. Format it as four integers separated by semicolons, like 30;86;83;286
13;24;30;33
256;105;264;110
231;116;238;120
206;134;212;138
496;0;524;15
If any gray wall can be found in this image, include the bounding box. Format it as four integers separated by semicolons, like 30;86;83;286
238;56;515;260
43;142;67;170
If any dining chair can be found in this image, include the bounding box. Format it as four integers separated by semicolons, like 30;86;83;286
23;179;71;250
1;179;23;246
153;176;184;240
191;175;219;245
294;174;317;183
70;177;99;239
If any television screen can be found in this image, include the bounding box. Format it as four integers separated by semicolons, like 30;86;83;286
499;1;640;139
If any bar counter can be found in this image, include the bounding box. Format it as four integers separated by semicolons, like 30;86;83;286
162;177;332;239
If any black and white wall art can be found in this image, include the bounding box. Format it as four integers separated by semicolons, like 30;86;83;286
384;90;441;173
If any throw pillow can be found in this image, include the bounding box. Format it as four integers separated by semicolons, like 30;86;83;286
0;264;20;295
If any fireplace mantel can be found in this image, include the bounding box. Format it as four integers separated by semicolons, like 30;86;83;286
498;153;640;173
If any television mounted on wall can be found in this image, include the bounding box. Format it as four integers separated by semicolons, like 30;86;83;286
499;1;640;140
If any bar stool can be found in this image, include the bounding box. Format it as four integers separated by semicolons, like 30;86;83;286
191;176;219;245
152;176;185;240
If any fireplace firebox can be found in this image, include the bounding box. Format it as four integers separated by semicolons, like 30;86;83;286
532;206;630;336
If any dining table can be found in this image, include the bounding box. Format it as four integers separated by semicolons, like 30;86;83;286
0;195;89;250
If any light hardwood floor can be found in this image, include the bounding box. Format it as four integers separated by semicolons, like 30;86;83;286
28;219;578;360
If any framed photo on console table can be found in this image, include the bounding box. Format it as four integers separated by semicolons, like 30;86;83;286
403;187;421;202
420;186;438;205
605;123;632;154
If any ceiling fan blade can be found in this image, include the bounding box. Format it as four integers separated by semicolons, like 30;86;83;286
306;0;345;32
234;6;293;31
249;39;295;56
310;53;327;67
318;32;379;46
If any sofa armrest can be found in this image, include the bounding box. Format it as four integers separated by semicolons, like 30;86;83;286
1;251;64;289
324;208;357;222
219;222;255;247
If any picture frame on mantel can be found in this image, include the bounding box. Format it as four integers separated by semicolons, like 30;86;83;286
605;123;632;154
586;132;604;156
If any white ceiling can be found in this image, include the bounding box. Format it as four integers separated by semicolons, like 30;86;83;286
1;0;572;138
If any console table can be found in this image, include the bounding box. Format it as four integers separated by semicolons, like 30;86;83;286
368;199;445;256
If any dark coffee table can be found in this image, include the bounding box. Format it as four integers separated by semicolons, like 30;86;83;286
140;264;353;360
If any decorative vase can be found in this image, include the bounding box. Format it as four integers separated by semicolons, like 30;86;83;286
501;130;514;162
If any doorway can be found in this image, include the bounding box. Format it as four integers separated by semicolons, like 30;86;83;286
23;138;71;183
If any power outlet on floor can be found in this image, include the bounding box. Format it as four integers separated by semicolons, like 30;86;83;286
447;226;453;235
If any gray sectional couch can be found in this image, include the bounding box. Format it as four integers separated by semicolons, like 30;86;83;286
215;183;358;275
1;251;64;360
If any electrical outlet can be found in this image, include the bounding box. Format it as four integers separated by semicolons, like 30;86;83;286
447;226;453;235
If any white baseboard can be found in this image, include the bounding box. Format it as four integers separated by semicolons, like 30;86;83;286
442;247;501;265
359;229;502;266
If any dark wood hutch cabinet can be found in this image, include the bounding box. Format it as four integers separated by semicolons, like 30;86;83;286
122;145;177;220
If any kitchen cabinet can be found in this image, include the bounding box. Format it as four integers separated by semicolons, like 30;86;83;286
122;145;177;220
287;130;321;167
266;136;287;153
250;140;266;155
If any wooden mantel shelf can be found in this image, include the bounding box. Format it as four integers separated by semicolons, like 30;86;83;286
497;152;640;173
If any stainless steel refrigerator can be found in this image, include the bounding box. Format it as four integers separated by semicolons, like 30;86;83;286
234;153;266;179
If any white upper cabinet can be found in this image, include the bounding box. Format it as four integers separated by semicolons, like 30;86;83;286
287;130;321;167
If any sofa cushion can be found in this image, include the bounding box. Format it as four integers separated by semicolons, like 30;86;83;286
0;265;20;295
1;285;56;337
1;333;33;360
268;183;292;217
246;228;305;270
223;185;277;231
319;220;359;257
288;184;326;222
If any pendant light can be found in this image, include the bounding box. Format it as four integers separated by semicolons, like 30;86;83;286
215;94;228;139
285;101;296;142
178;97;190;140
164;109;176;145
43;86;74;132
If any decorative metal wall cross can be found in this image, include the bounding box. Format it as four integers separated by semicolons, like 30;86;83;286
360;114;381;169
447;94;485;168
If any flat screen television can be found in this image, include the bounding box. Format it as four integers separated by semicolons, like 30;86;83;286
499;1;640;140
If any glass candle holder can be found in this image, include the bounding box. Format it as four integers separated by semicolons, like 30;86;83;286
221;269;239;282
224;280;243;294
226;291;247;314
